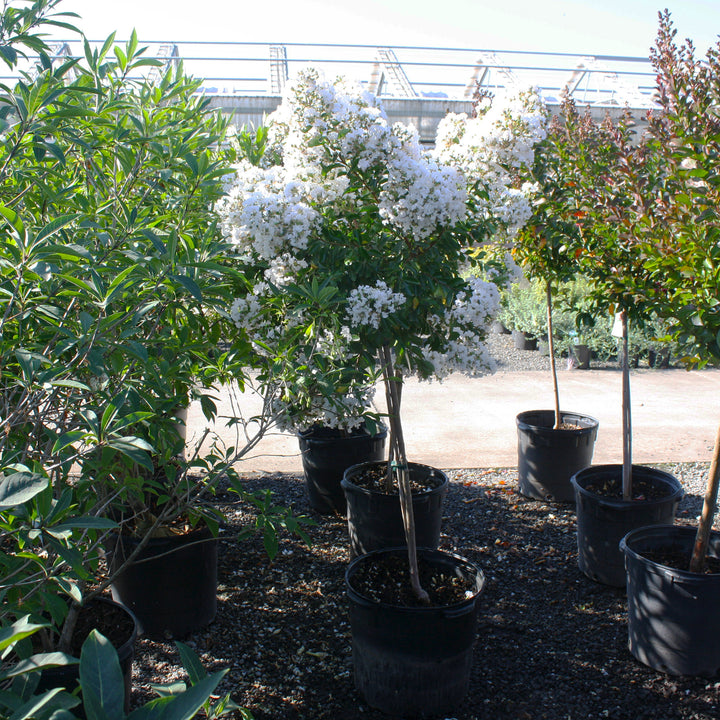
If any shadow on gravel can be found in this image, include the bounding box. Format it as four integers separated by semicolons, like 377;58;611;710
132;471;719;720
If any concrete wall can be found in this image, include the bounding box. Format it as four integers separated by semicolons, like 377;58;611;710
207;95;649;144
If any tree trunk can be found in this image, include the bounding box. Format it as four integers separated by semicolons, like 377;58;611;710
690;421;720;572
380;345;428;603
621;311;633;500
546;281;561;429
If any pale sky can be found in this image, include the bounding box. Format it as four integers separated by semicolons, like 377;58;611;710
54;0;719;58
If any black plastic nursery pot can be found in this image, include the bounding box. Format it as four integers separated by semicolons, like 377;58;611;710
621;524;720;677
512;330;537;351
341;461;449;558
345;547;485;718
298;424;387;515
107;524;218;639
571;465;683;587
516;410;599;503
37;596;138;714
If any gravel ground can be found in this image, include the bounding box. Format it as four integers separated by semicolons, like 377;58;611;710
128;334;720;720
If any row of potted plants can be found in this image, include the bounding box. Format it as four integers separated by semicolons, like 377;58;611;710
498;276;679;366
511;9;720;680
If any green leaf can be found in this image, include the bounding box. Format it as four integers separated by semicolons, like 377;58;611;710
36;214;80;243
0;204;25;236
0;617;48;656
106;437;154;471
51;517;118;531
263;526;279;560
79;631;124;720
8;686;74;720
171;274;203;302
4;652;78;681
174;642;206;686
51;431;86;455
0;472;48;510
128;670;226;720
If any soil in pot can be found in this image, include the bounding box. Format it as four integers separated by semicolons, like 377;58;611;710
345;547;485;718
621;525;720;676
341;461;448;558
517;410;598;503
571;464;683;587
107;524;218;640
298;424;387;515
348;548;478;607
36;596;137;713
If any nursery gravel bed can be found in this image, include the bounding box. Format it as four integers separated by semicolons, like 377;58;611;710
131;462;720;720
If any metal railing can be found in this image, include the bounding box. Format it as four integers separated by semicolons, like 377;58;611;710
4;39;657;108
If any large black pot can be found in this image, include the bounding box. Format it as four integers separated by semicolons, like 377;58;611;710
107;524;218;639
621;524;720;676
345;547;485;718
571;465;683;587
517;410;599;503
341;461;449;558
298;424;387;515
37;596;138;714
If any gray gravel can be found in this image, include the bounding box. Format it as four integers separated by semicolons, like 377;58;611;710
130;465;717;720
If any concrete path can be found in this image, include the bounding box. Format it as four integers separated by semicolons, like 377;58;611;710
184;367;720;473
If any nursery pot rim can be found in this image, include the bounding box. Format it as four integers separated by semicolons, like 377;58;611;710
570;464;684;510
345;545;485;613
107;522;219;566
516;409;600;435
341;460;449;498
298;422;388;441
620;523;720;581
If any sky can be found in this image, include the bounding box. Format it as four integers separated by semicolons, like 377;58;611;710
54;0;720;59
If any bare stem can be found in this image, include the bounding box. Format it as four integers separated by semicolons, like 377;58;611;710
621;311;632;500
380;345;428;603
546;281;561;429
690;421;720;572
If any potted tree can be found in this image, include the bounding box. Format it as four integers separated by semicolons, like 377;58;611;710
549;96;682;587
217;71;546;715
619;11;720;676
512;127;601;503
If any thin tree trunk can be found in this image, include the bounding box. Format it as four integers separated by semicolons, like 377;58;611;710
380;345;428;603
621;311;632;500
546;281;561;429
690;421;720;572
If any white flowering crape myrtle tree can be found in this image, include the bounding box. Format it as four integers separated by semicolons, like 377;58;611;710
216;69;547;599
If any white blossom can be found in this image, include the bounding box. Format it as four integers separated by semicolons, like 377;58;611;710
347;282;406;330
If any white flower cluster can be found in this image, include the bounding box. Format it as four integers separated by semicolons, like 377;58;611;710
274;384;376;433
379;123;467;241
347;281;406;330
215;162;321;262
449;277;501;330
434;87;548;237
419;277;501;379
422;338;497;380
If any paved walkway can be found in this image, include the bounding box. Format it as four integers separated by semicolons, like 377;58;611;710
184;367;720;474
